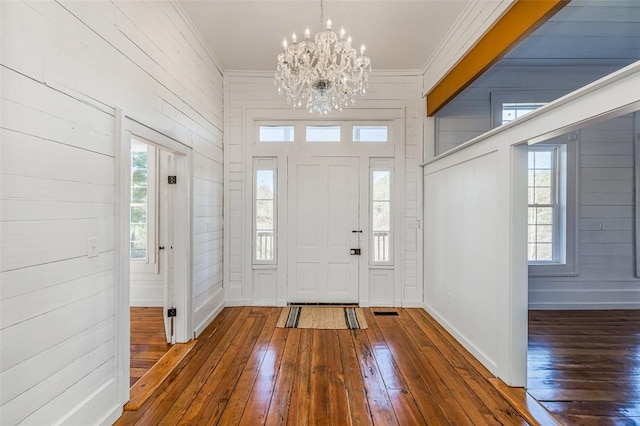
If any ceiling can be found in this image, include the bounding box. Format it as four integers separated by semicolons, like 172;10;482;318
179;0;471;72
504;0;640;65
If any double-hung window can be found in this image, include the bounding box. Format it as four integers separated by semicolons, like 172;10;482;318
528;146;560;262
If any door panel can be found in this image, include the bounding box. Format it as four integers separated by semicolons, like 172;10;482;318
288;157;359;303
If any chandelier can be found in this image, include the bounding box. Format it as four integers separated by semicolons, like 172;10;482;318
275;0;372;115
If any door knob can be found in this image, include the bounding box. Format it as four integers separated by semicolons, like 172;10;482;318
350;248;361;255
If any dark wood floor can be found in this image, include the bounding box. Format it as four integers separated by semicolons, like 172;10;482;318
130;307;171;387
116;307;528;425
528;309;640;425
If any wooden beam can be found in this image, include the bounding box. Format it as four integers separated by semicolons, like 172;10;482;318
426;0;569;116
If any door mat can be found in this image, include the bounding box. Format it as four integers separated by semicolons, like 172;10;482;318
276;306;368;330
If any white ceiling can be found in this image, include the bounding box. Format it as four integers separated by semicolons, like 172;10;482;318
179;0;471;72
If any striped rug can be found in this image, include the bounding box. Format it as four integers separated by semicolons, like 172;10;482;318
276;306;368;330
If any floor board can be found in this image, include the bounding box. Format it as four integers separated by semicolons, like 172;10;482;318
115;307;530;425
130;307;170;387
528;309;640;424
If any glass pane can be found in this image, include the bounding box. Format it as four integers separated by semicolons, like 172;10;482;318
131;151;148;169
534;170;551;187
131;187;147;203
528;188;534;204
256;170;274;199
528;207;536;224
536;207;553;225
130;206;146;224
527;225;536;243
373;201;390;232
259;125;294;142
534;151;552;169
536;243;552;261
536;225;553;243
353;126;388;142
256;200;273;229
132;169;148;187
534;187;551;204
527;152;534;169
372;231;390;262
373;171;391;201
256;231;274;261
306;125;341;142
528;243;536;261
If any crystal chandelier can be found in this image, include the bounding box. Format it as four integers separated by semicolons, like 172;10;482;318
275;0;372;115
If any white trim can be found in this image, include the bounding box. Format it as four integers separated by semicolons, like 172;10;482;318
114;107;130;409
635;111;640;278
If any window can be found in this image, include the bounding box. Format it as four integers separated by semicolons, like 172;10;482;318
527;141;577;277
502;102;547;125
259;125;294;142
528;147;558;262
306;125;341;142
254;159;277;263
353;125;388;142
130;143;149;260
371;160;392;264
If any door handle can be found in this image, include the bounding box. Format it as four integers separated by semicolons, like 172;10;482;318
352;230;363;233
350;248;361;255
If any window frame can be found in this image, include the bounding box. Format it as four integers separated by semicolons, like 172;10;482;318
253;158;278;265
370;159;394;266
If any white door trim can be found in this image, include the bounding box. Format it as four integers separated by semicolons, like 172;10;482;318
114;109;193;406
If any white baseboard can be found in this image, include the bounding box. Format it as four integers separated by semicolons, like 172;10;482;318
55;379;121;426
402;300;424;308
529;301;640;310
224;299;249;306
194;288;225;338
422;304;498;376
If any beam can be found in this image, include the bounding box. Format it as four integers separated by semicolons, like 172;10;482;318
426;0;569;116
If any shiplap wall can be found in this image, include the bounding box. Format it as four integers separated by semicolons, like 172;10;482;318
1;1;223;424
224;73;423;306
433;64;640;308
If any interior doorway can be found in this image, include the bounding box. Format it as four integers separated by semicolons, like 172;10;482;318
128;138;174;385
287;156;361;303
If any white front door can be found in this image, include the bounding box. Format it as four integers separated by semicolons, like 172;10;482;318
288;157;360;303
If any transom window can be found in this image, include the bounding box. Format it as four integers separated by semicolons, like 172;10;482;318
306;125;341;142
353;125;388;142
502;102;547;125
259;125;294;142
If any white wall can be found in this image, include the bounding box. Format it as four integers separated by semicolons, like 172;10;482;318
432;64;640;309
1;1;223;424
224;72;424;307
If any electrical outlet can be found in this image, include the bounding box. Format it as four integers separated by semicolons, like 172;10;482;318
87;238;98;258
598;221;605;230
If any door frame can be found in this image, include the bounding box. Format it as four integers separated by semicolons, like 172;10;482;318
240;107;405;307
115;108;193;405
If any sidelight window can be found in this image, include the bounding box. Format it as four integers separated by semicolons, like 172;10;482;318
254;158;277;263
371;160;392;264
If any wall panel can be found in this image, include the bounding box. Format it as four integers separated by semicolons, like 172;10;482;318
0;1;223;424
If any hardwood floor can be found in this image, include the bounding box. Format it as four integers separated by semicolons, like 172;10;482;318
116;307;529;425
130;307;171;387
528;310;640;425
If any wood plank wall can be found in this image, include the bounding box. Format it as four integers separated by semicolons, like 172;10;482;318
433;62;639;309
223;73;424;306
0;1;223;424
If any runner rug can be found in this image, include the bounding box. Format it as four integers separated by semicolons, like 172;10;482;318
276;306;368;330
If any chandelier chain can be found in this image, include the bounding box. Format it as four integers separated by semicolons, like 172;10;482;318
320;0;324;28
